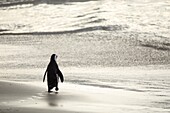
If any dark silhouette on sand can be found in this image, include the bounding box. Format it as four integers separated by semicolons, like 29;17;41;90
43;54;64;92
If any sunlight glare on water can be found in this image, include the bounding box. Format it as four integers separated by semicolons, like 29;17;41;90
0;0;169;37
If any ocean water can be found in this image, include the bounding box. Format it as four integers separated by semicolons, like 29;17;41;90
0;0;170;36
0;0;170;112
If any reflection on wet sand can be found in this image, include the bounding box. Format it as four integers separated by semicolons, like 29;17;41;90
45;92;59;107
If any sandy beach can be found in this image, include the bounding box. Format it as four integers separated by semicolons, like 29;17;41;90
0;79;160;113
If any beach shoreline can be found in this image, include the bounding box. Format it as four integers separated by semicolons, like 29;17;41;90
0;31;170;113
0;0;170;112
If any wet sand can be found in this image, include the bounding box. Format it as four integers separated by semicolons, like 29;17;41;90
0;80;155;113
